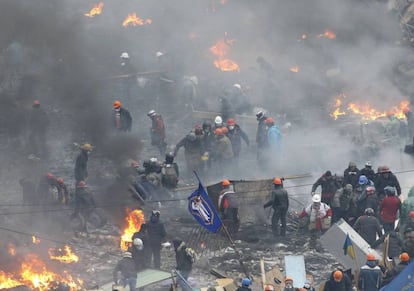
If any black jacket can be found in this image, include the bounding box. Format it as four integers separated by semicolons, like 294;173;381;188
113;107;132;132
264;186;289;210
113;257;137;281
173;240;193;272
323;271;353;291
375;172;401;197
353;215;382;246
146;215;166;245
75;150;88;182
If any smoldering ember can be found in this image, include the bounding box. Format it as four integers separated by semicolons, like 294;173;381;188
2;0;414;291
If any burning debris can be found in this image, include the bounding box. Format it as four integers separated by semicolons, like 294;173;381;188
317;30;337;39
122;13;152;27
84;2;104;18
209;35;240;72
120;208;145;251
290;66;300;73
48;245;79;264
330;93;410;121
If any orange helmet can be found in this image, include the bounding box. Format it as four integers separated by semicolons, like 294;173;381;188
32;100;40;107
367;253;376;261
227;118;235;126
46;173;54;179
113;100;122;108
214;128;223;135
409;211;414;218
264;284;274;291
265;117;274;124
57;177;64;185
273;177;282;185
221;127;229;134
222;179;231;186
333;270;343;282
400;252;410;262
78;181;87;188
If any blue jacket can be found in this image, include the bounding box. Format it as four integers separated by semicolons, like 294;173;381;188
358;261;382;291
267;125;281;151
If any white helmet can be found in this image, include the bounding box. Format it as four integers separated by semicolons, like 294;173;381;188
120;52;130;59
147;110;156;117
214;116;223;125
156;51;164;58
133;238;143;250
312;194;321;203
233;83;241;89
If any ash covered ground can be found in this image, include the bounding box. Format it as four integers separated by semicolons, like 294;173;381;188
2;0;414;290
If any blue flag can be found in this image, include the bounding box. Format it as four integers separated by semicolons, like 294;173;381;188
343;233;356;259
380;260;414;290
187;174;222;233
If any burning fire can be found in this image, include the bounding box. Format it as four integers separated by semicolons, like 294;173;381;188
290;66;300;73
122;13;152;27
330;94;410;120
120;208;145;250
318;30;336;39
48;245;79;264
0;254;83;291
8;243;16;256
209;37;240;72
84;2;104;18
32;235;40;244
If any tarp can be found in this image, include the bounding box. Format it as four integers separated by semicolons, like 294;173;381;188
285;255;306;288
379;260;414;290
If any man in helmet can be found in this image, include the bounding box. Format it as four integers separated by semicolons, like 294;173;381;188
113;100;132;132
74;143;92;185
379;186;401;232
27;99;50;158
299;194;332;247
212;127;234;173
265;117;282;165
360;161;376;182
172;239;194;288
201;120;215;171
374;165;401;199
226;118;249;164
128;238;147;274
331;184;353;224
174;131;203;175
147;110;166;155
343;162;360;189
56;177;69;205
36;172;59;204
73;181;96;231
236;278;252;291
353;208;382;246
264;177;289;236
358;253;382;291
146;210;167;269
322;269;352;291
255;110;268;163
113;251;137;291
382;252;410;286
311;171;341;206
119;52;137;99
218;179;240;234
213;115;224;131
161;152;179;189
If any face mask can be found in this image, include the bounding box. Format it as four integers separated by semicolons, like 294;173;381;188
285;282;293;288
229;126;234;130
115;108;120;112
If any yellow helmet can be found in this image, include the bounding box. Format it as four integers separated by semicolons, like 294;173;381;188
81;143;93;151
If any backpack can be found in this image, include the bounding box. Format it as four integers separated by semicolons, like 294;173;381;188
161;164;178;187
185;247;197;263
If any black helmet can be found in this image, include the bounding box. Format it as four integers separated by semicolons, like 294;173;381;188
202;120;212;130
165;152;174;164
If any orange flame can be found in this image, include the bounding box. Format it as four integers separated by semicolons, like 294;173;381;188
32;235;40;244
8;243;16;256
0;254;83;291
122;13;152;27
120;209;145;250
48;245;79;264
330;94;410;121
84;2;104;18
318;30;336;39
209;37;240;72
290;66;300;73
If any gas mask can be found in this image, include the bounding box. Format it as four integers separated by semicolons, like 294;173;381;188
115;107;120;112
285;281;293;288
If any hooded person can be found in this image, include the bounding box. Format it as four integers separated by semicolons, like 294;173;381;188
74;143;92;185
255;110;268;163
172;239;194;287
311;171;341;206
145;210;167;269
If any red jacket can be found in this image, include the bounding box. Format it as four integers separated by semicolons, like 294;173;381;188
380;196;401;223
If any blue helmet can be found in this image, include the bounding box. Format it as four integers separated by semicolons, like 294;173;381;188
358;175;368;185
242;278;251;287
